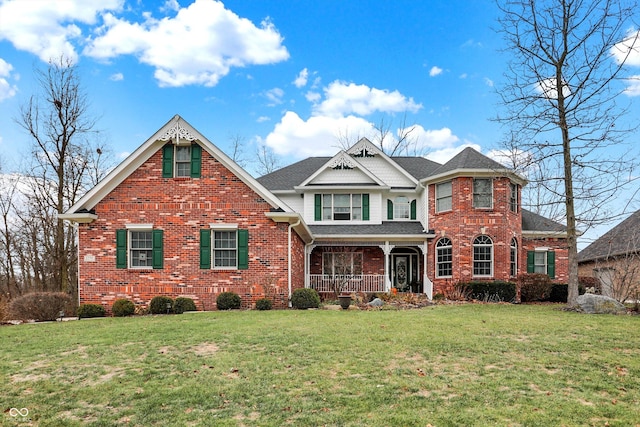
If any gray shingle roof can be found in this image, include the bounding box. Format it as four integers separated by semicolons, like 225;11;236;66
432;146;509;176
393;157;442;180
578;210;640;263
310;221;426;236
522;209;567;233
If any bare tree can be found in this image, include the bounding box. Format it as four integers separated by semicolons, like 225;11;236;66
16;56;105;294
255;145;282;176
495;0;640;307
228;134;248;168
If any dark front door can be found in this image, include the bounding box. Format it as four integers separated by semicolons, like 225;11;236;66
394;255;409;291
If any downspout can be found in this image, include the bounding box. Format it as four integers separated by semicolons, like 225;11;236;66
288;219;301;307
419;181;433;298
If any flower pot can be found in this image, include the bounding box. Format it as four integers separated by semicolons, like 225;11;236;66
338;295;351;310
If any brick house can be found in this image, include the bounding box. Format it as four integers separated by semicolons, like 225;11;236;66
258;138;568;298
62;115;568;311
61;115;312;311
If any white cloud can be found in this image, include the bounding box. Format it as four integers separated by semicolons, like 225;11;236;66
411;126;459;149
0;58;18;101
429;66;443;77
460;73;468;79
263;111;374;157
109;72;124;81
305;91;321;103
256;116;270;123
535;78;570;99
426;143;481;164
484;77;494;87
0;0;123;63
612;29;640;66
624;75;640;96
293;68;308;88
84;0;289;87
264;87;284;105
160;0;180;13
314;81;422;118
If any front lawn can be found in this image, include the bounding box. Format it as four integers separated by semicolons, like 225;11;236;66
1;304;639;426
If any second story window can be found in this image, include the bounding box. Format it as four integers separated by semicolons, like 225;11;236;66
162;143;202;178
436;181;452;213
509;183;518;213
175;146;192;177
473;178;492;208
394;196;410;219
315;194;369;221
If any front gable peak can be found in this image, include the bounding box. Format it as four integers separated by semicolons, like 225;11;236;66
299;151;386;187
347;137;384;158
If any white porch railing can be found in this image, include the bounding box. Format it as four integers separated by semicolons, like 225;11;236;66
308;274;386;293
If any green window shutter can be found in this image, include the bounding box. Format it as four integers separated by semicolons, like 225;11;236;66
116;229;127;269
162;144;174;178
200;229;211;269
238;229;249;270
190;144;202;178
314;194;322;221
410;199;417;220
152;230;163;269
362;194;370;220
387;200;393;220
526;251;535;273
547;251;556;279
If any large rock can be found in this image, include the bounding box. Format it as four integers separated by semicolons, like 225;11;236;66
367;298;384;307
576;294;626;315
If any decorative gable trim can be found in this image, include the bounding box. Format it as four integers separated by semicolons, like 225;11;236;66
328;154;357;170
298;151;386;188
158;121;198;145
346;137;419;186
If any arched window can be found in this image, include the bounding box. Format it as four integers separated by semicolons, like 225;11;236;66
510;238;518;277
436;238;453;277
473;235;493;277
394;196;410;219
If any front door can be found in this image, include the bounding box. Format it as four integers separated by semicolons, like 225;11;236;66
394;255;409;291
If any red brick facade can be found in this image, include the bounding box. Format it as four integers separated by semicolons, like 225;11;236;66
77;146;304;313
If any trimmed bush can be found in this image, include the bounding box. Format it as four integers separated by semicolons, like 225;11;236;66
460;281;517;302
77;304;106;319
6;292;72;321
112;299;135;317
217;292;241;310
150;296;174;314
255;298;273;311
519;273;553;302
174;297;197;314
291;288;320;309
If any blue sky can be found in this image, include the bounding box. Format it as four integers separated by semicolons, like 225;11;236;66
0;0;639;246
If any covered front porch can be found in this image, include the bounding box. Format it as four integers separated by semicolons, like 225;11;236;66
305;242;433;298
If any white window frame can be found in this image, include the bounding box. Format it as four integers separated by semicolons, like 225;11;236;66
436;237;453;278
510;238;518;277
210;223;238;269
509;183;518;213
435;181;452;213
394;196;411;220
322;252;363;276
473;235;493;277
174;145;192;177
321;194;363;221
473;178;493;209
125;223;153;269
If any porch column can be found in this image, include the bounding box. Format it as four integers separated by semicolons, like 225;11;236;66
420;243;433;299
379;242;395;292
305;244;316;288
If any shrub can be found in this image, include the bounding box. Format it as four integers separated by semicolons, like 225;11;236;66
460;281;517;302
519;273;553;302
174;297;197;314
445;284;472;301
255;298;273;311
77;304;106;319
149;296;174;314
579;276;601;294
291;288;320;309
217;292;241;310
6;292;72;321
112;299;135;317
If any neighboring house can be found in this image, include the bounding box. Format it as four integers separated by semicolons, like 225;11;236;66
61;115;568;311
578;210;640;300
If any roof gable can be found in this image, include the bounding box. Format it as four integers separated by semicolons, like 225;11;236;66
578;210;640;262
62;115;291;218
300;151;385;187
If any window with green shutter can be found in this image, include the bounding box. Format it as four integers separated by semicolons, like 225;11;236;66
152;230;163;269
527;250;555;278
362;194;370;221
410;199;417;220
116;229;127;269
117;228;163;269
200;228;248;270
162;143;202;178
387;199;393;220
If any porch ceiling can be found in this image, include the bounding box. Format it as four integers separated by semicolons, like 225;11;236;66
309;221;433;242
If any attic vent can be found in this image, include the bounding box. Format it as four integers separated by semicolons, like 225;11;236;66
352;147;376;158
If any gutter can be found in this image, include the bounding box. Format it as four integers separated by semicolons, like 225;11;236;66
288;218;301;307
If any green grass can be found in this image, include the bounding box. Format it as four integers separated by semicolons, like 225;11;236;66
1;304;639;426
